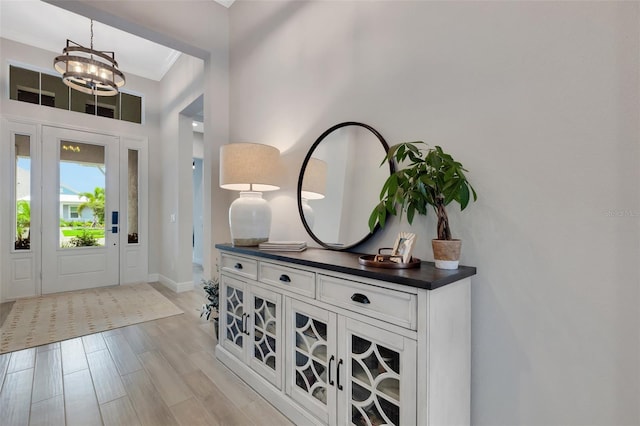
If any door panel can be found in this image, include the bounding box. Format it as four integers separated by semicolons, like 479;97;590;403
339;318;417;426
41;127;119;294
285;298;337;425
248;285;282;389
2;121;41;299
120;139;149;284
220;274;247;360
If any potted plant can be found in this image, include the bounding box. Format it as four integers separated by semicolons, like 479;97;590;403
201;277;220;337
368;141;477;269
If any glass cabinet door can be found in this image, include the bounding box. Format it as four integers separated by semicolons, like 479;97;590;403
248;285;282;389
286;299;337;425
341;319;416;426
220;275;247;360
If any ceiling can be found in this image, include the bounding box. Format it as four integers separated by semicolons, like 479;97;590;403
0;0;234;82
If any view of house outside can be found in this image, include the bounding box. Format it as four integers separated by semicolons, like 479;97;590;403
15;158;107;249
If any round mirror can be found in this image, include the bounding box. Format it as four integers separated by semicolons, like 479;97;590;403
297;122;394;250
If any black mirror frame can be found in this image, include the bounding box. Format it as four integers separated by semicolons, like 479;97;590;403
297;121;395;251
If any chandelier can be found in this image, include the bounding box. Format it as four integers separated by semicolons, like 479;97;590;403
54;20;125;96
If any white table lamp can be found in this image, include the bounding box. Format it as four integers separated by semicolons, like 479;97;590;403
301;158;327;229
220;143;280;246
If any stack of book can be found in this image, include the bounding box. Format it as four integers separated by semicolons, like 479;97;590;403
258;241;307;252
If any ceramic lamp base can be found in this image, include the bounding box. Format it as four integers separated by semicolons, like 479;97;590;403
229;191;271;246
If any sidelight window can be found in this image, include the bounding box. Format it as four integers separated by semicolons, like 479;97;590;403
14;134;31;250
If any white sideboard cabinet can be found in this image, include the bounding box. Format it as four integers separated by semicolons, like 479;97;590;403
215;244;476;426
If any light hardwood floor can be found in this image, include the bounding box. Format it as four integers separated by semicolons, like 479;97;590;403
0;283;294;426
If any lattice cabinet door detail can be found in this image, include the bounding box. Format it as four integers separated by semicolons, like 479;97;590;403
340;318;417;426
286;299;338;425
220;275;246;361
248;285;282;388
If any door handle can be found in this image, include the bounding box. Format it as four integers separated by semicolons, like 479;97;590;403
337;359;343;390
351;293;370;304
241;313;247;334
244;313;250;335
328;355;335;386
279;274;291;283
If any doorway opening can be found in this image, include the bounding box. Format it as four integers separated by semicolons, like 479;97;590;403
180;95;205;287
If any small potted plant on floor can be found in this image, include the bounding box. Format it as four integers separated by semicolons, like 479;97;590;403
369;141;477;269
201;277;220;337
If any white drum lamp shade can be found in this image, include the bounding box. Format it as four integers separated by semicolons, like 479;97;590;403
220;143;280;246
301;158;327;228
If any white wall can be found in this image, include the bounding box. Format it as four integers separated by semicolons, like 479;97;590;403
192;158;204;265
230;1;640;424
193;132;204;159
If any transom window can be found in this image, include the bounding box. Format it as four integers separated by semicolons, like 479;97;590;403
9;65;143;124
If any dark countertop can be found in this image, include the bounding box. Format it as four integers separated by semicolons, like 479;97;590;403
215;244;476;291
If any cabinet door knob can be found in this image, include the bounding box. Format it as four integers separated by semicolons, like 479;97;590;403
351;293;370;305
337;359;343;391
234;263;243;270
328;355;335;386
279;274;291;283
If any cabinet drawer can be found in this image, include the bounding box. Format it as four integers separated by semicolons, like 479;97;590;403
259;262;315;298
318;275;417;329
220;253;258;281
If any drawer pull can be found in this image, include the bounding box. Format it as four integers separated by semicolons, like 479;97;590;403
279;274;291;283
234;263;243;270
351;293;370;305
328;355;335;386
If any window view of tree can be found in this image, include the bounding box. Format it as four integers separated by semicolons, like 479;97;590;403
15;200;31;250
59;186;106;248
77;187;105;227
59;141;106;248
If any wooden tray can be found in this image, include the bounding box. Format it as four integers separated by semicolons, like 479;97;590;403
358;254;421;269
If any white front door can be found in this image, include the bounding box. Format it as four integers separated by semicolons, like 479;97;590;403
41;127;120;294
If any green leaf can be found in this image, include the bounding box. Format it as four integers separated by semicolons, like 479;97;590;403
407;204;416;224
443;187;457;205
379;175;392;199
444;166;456;181
443;176;459;192
388;173;398;195
419;175;436;187
385;197;395;213
368;209;379;231
379;207;387;228
397;144;406;160
459;183;470;210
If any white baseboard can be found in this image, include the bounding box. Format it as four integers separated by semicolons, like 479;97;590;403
147;273;160;283
158;274;194;293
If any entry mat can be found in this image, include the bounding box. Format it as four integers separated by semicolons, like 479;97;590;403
0;283;183;354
